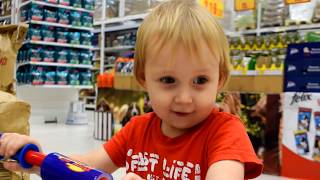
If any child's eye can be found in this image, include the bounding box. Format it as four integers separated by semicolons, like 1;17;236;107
193;76;208;85
160;76;175;84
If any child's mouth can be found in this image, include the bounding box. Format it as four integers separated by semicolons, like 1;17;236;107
173;111;192;117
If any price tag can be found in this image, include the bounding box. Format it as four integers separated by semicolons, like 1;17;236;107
200;0;224;18
235;0;255;11
285;0;310;5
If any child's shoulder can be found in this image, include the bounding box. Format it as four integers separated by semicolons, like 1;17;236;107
208;109;245;129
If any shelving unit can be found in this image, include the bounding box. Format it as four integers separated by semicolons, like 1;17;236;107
20;0;94;13
17;61;93;69
24;40;94;49
105;45;134;52
25;20;93;31
18;84;93;89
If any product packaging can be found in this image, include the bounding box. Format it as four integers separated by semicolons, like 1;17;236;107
294;130;310;155
0;24;28;94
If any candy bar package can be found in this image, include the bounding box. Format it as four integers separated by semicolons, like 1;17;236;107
297;107;312;131
294;130;310;155
0;24;28;94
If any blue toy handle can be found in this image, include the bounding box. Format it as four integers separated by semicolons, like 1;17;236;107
0;133;40;168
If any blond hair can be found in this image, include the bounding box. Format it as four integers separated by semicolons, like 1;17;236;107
134;0;230;87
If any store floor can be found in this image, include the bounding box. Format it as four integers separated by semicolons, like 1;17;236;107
29;113;292;180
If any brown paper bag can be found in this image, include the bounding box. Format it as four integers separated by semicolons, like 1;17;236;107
0;24;28;95
0;91;30;180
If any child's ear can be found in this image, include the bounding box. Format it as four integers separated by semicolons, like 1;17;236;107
217;76;226;92
137;74;147;89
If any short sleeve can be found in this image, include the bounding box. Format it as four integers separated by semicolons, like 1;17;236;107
207;116;263;179
103;117;136;167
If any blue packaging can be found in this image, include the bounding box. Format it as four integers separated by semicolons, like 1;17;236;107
80;51;92;65
57;9;69;25
71;0;82;8
56;29;69;43
28;27;42;41
56;67;68;85
69;32;81;44
44;9;57;23
28;48;42;62
82;0;94;10
70;11;81;26
20;9;29;22
68;50;79;64
41;49;55;62
287;43;320;60
56;49;68;63
80;70;92;85
31;66;44;85
80;32;92;45
41;26;55;42
30;4;43;21
44;68;56;85
81;12;93;27
69;69;80;85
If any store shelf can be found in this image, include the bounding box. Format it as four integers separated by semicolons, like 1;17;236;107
259;23;320;34
17;61;93;69
18;84;93;89
93;21;141;33
24;40;94;50
227;23;320;37
20;0;94;13
105;45;134;52
230;70;283;76
224;75;283;93
25;20;93;31
94;13;147;26
0;15;11;21
111;74;283;93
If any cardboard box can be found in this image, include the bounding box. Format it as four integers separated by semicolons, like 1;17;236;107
114;74;132;90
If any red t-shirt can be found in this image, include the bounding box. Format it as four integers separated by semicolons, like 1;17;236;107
104;108;263;179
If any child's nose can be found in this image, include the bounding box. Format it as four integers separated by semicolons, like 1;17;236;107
173;91;193;104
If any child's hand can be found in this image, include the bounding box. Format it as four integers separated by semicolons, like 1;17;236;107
0;133;42;175
123;172;144;180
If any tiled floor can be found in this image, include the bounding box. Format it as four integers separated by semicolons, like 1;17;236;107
28;115;292;180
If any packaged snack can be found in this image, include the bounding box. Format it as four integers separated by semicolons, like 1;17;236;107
28;48;42;62
261;0;287;27
41;26;55;42
20;9;29;22
80;51;92;65
28;26;42;41
80;70;92;85
30;4;43;21
294;130;309;155
81;12;93;27
69;69;80;85
69;32;81;44
31;66;44;85
80;32;92;45
57;9;69;25
56;49;68;63
56;29;68;43
44;68;56;85
313;135;320;161
82;0;94;10
298;107;312;131
41;49;55;62
315;112;320;135
68;50;79;64
44;9;57;23
72;0;82;8
70;11;81;26
56;67;68;85
59;0;70;6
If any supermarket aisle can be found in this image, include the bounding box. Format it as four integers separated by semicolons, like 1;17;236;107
29;113;291;180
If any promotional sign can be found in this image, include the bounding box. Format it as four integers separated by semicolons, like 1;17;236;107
199;0;224;18
282;92;320;179
285;0;310;5
235;0;255;11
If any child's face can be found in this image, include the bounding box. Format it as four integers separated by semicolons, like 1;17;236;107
143;42;221;137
